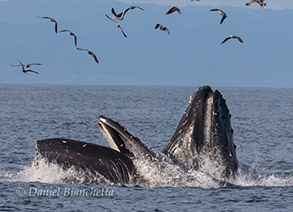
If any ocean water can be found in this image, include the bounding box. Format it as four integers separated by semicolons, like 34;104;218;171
0;84;293;211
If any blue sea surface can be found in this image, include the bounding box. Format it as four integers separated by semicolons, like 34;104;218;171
0;84;293;211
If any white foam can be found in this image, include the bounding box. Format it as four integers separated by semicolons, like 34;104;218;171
133;153;293;188
11;158;111;185
5;157;293;188
133;157;220;189
230;170;293;187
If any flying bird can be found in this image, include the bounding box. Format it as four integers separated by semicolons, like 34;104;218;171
210;8;227;24
165;6;182;15
245;0;266;8
155;23;170;35
105;14;127;38
38;16;58;33
76;48;99;64
123;6;145;18
221;35;243;44
59;29;78;46
10;62;42;68
111;8;124;20
17;60;39;74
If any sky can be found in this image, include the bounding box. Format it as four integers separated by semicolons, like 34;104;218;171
116;0;293;10
0;0;293;87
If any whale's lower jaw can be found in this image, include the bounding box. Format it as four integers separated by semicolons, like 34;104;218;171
163;86;239;179
35;138;137;185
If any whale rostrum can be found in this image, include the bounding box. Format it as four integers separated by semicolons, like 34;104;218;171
163;86;238;178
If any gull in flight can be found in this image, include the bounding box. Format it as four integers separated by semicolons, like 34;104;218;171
59;29;78;46
210;8;227;24
111;8;124;21
10;62;42;68
16;60;39;74
155;23;170;35
38;16;58;33
245;0;266;8
76;48;99;64
123;6;145;18
221;35;243;44
165;6;182;15
105;14;127;38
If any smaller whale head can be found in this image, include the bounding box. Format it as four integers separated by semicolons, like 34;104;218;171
99;116;158;160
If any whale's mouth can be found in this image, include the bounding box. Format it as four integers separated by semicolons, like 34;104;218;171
98;116;135;158
99;116;158;160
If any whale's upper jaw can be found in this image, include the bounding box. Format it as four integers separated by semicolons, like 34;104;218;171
98;116;135;158
163;86;239;178
99;116;158;160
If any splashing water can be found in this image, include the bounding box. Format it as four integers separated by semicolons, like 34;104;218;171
133;156;221;188
9;158;113;185
4;155;293;189
230;169;293;187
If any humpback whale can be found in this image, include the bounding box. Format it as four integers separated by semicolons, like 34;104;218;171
34;86;239;185
35;138;137;184
163;86;238;178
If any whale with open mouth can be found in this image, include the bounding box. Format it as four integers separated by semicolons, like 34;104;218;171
34;86;238;185
163;86;238;178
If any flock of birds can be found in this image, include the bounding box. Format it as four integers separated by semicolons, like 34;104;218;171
10;15;100;74
10;0;266;75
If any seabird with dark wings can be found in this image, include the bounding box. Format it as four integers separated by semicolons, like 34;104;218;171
221;35;243;44
165;6;182;15
59;29;78;46
210;8;227;24
38;16;58;33
155;23;170;35
123;5;145;18
76;48;99;64
17;60;39;74
105;14;127;38
10;62;42;68
245;0;266;8
111;8;124;20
